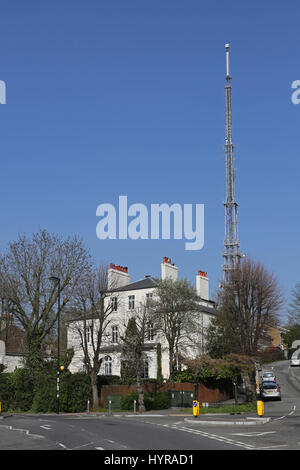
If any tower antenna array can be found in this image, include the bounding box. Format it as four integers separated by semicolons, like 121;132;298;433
222;44;242;281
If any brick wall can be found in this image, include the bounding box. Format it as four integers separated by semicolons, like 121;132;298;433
100;382;230;407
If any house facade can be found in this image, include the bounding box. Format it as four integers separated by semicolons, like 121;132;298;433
0;317;27;372
67;257;216;380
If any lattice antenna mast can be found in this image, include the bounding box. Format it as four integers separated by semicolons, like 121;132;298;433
222;44;242;281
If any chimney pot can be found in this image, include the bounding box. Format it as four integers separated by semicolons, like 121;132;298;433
198;270;207;277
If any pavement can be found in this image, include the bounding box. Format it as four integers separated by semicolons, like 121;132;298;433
0;398;269;426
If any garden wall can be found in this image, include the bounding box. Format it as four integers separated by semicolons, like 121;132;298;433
100;381;231;407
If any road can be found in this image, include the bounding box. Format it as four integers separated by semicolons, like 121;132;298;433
1;360;300;453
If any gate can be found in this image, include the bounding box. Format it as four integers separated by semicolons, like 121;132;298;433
105;395;121;410
168;390;194;408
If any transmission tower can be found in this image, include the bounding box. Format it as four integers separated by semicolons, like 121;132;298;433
222;44;243;281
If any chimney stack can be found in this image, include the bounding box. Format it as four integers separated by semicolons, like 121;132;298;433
161;257;178;281
196;270;209;301
108;263;130;289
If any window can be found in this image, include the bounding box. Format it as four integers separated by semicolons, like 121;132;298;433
112;326;118;343
86;327;90;344
146;293;153;307
111;297;118;311
104;355;112;375
141;360;149;379
147;322;155;341
85;326;92;344
128;295;135;310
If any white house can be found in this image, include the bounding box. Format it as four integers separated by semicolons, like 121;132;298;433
67;257;216;380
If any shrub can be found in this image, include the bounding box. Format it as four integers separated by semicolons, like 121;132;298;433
97;375;122;386
65;373;92;412
152;392;171;409
256;347;284;364
120;391;138;410
0;373;12;412
31;373;56;413
120;391;170;411
0;367;92;413
173;369;195;383
10;368;34;412
120;391;153;411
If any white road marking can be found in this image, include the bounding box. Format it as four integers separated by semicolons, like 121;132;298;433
56;442;69;449
0;424;45;439
168;425;255;450
257;444;288;449
231;431;276;437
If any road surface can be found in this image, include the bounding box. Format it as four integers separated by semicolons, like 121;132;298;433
1;360;300;453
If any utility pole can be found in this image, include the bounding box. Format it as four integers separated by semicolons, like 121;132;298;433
222;44;243;281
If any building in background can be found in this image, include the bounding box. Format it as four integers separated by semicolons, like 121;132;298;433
67;257;216;379
0;315;27;372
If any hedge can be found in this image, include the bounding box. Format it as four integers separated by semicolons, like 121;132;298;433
0;368;91;413
120;391;170;411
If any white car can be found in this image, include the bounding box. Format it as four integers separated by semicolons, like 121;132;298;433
261;371;276;382
290;354;300;367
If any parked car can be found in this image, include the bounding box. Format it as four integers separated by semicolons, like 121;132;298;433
290;351;300;367
260;382;281;401
291;357;300;366
261;371;276;382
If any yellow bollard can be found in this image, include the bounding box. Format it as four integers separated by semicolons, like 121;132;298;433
192;400;199;418
257;400;264;417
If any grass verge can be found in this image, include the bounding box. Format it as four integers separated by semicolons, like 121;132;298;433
180;403;257;414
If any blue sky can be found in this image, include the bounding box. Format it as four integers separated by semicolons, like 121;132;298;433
0;1;299;323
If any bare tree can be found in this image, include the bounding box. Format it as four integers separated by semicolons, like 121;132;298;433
153;278;199;381
68;264;119;409
288;283;300;325
214;258;284;356
0;229;91;372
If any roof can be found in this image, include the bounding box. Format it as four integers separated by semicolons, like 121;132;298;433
110;276;158;292
199;305;217;316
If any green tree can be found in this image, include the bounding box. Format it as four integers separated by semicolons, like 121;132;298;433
184;354;256;401
282;324;300;349
120;302;158;413
120;317;146;412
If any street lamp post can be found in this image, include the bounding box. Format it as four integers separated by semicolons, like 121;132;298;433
49;276;61;414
